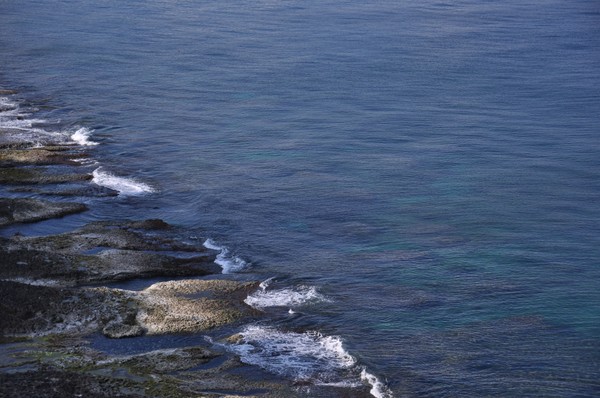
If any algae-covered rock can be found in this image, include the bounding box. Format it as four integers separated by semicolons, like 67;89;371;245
107;347;219;373
0;281;131;337
0;198;88;227
102;321;144;339
0;369;146;398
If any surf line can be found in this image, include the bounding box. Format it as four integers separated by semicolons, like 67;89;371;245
203;238;249;274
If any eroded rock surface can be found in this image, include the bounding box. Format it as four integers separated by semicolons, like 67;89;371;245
0;220;220;285
0;281;131;337
0;198;87;227
137;280;261;334
0;148;87;166
0;166;92;184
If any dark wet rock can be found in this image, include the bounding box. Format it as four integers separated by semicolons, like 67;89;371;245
137;279;261;334
13;219;208;253
9;185;119;198
0;369;146;398
0;247;87;283
0;148;87;166
102;321;144;339
0;220;219;285
0;198;88;227
90;249;220;282
114;347;219;373
128;218;171;230
0;281;130;337
0;89;18;95
1;337;302;397
0;166;92;184
0;245;219;286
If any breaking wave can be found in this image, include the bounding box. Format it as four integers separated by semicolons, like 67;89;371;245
92;167;155;196
70;127;99;146
203;238;249;273
227;325;356;382
244;278;329;309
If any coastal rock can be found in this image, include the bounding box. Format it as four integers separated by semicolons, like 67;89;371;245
0;281;130;337
0;89;18;95
137;280;261;334
0;279;260;340
0;198;88;227
0;339;302;397
108;347;219;373
15;220;206;252
0;166;92;184
0;245;219;286
128;218;171;230
0;148;87;166
0;369;147;398
102;321;144;339
9;185;120;197
0;220;219;285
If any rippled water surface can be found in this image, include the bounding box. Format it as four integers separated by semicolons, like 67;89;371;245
2;1;599;396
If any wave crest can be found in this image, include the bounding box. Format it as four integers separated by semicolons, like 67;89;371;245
227;325;356;382
71;127;99;146
203;238;248;273
244;281;329;309
92;167;155;196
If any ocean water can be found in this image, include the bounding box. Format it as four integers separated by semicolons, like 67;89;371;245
1;0;600;396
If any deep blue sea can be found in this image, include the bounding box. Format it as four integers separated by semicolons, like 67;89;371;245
1;1;600;396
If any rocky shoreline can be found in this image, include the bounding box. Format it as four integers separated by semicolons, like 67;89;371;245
0;89;314;398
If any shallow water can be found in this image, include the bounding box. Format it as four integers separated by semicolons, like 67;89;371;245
2;0;600;396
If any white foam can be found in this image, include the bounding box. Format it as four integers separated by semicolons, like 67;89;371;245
244;282;329;309
361;368;394;398
0;116;49;131
92;167;155;196
70;127;98;146
226;325;356;383
203;238;248;273
73;158;99;166
0;96;19;112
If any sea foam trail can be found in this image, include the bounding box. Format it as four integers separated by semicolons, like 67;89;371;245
92;167;155;196
203;238;248;273
1;95;68;145
70;127;98;146
361;369;394;398
225;325;393;397
0;97;48;132
227;325;356;382
244;278;329;309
